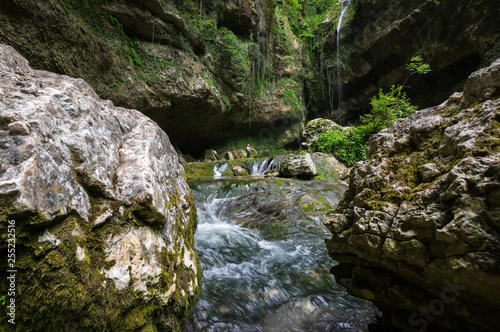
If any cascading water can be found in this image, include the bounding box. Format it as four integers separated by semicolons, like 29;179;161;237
249;158;281;176
336;0;352;124
213;163;229;177
183;179;375;331
213;158;282;178
246;157;283;176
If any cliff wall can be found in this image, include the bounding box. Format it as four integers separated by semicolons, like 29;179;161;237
0;0;304;157
310;0;500;124
325;58;500;331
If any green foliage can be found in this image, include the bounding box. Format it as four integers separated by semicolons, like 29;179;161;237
282;0;337;42
282;79;303;115
312;56;430;167
363;56;430;131
406;55;431;75
362;85;417;132
105;13;142;66
199;18;217;41
59;0;142;66
311;125;374;166
217;27;250;76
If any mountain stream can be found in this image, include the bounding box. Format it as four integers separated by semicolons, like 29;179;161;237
183;177;375;331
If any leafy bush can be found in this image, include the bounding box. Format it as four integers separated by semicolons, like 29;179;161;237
217;27;250;75
361;56;430;131
199;19;217;41
311;125;375;166
311;56;430;167
405;55;431;76
361;85;417;132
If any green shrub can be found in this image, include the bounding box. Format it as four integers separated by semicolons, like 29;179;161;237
312;56;430;167
217;27;250;75
361;56;430;131
362;85;417;132
311;125;375;166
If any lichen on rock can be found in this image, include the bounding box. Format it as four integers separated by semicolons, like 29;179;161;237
325;59;500;331
0;44;201;331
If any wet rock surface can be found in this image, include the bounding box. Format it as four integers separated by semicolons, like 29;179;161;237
189;177;346;239
0;44;200;330
325;59;500;331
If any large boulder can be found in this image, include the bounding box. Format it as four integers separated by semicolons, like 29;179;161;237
280;153;318;179
310;152;346;182
0;45;201;330
302;118;345;149
325;59;500;331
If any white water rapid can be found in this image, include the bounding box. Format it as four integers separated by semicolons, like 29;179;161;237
213;163;229;177
183;178;375;331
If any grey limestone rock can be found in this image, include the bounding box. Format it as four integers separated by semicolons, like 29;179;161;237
0;44;200;330
325;58;500;331
279;153;318;179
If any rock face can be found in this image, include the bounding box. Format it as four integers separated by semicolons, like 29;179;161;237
311;0;500;123
0;0;304;157
0;45;201;330
280;153;318;179
325;59;500;331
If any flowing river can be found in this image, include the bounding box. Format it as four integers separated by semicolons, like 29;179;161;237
183;177;375;331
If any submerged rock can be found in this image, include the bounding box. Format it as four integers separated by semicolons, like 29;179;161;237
189;177;346;239
325;59;500;331
0;44;201;330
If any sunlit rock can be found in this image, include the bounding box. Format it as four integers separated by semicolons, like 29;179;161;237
0;44;200;331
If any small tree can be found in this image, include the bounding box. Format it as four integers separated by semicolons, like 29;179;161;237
362;56;430;131
311;56;430;167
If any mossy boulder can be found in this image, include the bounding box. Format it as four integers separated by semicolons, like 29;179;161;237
325;59;500;332
302;118;345;149
310;152;346;182
0;45;201;331
280;153;318;179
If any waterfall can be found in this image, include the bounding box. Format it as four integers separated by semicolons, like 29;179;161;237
247;157;282;176
336;0;351;124
213;163;229;177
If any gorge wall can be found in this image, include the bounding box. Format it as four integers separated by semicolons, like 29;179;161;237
325;59;500;331
0;44;201;330
1;0;498;155
0;0;305;157
309;0;500;124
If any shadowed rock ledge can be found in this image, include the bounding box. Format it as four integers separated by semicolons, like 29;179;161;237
325;59;500;331
0;44;201;331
